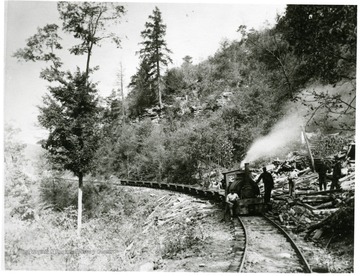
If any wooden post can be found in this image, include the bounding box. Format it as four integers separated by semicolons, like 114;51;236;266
302;127;315;171
77;174;83;237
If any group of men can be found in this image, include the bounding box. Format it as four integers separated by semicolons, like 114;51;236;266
316;156;342;191
225;157;343;219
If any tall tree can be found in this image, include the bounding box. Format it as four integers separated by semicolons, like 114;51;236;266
238;26;300;99
127;59;155;117
14;2;125;236
276;5;356;132
138;6;172;110
276;5;356;84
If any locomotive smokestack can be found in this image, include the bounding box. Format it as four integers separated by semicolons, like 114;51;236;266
244;162;250;185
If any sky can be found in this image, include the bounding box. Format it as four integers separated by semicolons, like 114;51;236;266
3;0;288;145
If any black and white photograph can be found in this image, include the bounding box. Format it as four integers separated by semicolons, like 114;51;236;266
3;0;357;272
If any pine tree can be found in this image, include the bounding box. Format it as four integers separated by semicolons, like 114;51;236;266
138;6;172;110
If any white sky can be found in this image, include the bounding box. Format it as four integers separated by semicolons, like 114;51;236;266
4;1;287;144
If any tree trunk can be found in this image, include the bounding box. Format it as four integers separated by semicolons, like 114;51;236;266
77;173;83;236
120;62;125;121
157;63;162;110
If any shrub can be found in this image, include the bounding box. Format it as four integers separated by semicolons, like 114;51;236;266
39;175;140;219
39;177;77;211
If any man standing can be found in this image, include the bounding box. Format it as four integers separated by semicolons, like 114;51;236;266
331;156;342;190
225;189;239;220
316;159;330;191
256;167;274;203
288;169;298;197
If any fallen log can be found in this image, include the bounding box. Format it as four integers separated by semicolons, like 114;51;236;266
344;195;355;204
302;199;332;205
300;195;332;201
297;167;311;176
339;173;355;183
314;201;334;210
312;228;324;240
311;208;339;216
305;206;350;239
296;189;342;196
295;201;316;211
272;195;288;201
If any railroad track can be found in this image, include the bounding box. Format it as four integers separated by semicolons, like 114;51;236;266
116;180;313;273
55;177;312;272
233;215;312;273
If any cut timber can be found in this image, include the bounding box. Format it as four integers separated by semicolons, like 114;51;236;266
311;208;339;215
305;207;341;238
339;173;355;183
301;195;332;201
312;229;324;240
297;167;311;176
314;201;334;209
297;189;342;196
302;200;332;205
295;201;316;211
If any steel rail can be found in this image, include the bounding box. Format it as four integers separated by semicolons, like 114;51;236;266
236;216;248;273
54;177;312;272
263;214;312;273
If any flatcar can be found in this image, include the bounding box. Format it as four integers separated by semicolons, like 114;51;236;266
223;163;268;215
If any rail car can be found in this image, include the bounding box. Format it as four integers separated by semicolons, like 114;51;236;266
223;163;268;215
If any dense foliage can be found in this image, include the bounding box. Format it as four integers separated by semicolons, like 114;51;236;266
277;5;356;84
97;5;355;184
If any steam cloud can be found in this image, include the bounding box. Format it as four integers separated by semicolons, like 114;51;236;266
242;113;305;166
240;81;355;168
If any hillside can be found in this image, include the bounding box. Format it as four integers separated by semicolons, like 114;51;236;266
4;4;356;273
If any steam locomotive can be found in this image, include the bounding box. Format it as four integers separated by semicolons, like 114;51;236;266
223;163;268;215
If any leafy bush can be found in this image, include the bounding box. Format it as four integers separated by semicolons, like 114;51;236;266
311;134;349;158
4;124;37;221
39;176;138;219
39;177;78;211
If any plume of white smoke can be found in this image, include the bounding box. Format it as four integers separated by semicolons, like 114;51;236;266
240;81;355;168
242;112;306;166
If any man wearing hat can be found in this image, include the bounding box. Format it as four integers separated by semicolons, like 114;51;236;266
256;167;274;203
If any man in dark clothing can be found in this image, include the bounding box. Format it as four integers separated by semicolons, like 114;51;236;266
331;157;342;190
316;160;330;191
256;167;274;203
